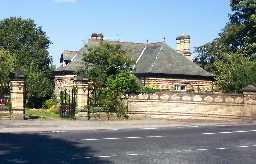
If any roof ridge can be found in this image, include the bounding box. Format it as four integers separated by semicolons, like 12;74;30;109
133;44;147;69
104;39;168;45
104;40;146;45
63;50;79;53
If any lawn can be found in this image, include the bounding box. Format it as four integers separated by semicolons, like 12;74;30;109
25;109;60;120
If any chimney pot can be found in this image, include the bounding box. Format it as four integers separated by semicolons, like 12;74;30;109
90;32;104;41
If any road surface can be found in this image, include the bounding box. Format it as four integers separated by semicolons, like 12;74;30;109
1;124;256;164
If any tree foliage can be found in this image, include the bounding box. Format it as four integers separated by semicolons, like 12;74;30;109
230;0;256;56
214;53;256;92
194;0;256;92
0;17;53;107
82;43;140;118
0;49;15;84
195;0;256;64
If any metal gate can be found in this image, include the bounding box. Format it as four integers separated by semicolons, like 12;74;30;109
0;83;11;119
87;84;105;120
59;88;77;118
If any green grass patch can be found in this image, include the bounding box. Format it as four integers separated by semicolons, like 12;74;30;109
25;108;60;120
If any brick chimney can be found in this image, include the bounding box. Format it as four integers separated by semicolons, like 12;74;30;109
90;32;104;41
176;34;192;61
88;33;104;47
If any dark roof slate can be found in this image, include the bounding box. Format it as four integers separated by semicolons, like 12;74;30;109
56;61;84;72
62;50;79;61
106;40;145;61
242;84;256;92
56;50;85;72
134;43;212;77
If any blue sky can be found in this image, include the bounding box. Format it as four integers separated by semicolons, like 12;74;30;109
1;0;230;65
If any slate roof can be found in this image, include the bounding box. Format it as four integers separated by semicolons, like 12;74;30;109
56;50;83;72
134;42;212;77
242;84;256;92
61;50;80;62
55;40;213;78
56;60;84;72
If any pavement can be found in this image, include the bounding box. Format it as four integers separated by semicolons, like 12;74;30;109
0;119;256;133
1;121;256;163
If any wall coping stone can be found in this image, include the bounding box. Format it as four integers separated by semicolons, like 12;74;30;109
128;91;247;105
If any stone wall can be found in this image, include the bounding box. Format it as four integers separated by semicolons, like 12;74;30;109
128;92;256;120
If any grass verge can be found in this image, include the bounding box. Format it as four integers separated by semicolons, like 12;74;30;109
25;108;60;120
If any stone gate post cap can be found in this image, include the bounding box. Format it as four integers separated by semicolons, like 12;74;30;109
242;84;256;92
74;76;88;82
14;69;24;80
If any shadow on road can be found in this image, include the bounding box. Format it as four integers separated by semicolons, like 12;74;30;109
0;133;112;164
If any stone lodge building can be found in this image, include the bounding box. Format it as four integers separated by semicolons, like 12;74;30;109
55;33;213;96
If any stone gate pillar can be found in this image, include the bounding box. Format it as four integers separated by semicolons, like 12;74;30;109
243;85;256;120
74;76;88;111
10;79;25;119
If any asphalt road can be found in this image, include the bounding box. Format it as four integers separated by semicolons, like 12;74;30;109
1;124;256;164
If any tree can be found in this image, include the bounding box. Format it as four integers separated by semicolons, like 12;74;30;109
195;0;256;68
81;43;140;118
0;17;53;107
230;0;256;56
0;49;15;85
25;65;54;108
194;0;256;92
214;53;256;92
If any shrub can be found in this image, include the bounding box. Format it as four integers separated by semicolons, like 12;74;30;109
43;98;57;109
2;102;11;111
139;86;160;94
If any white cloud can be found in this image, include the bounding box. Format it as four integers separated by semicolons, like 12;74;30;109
53;0;78;3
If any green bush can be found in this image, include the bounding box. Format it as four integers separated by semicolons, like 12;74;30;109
2;102;11;111
42;99;57;109
139;86;160;94
48;105;59;114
